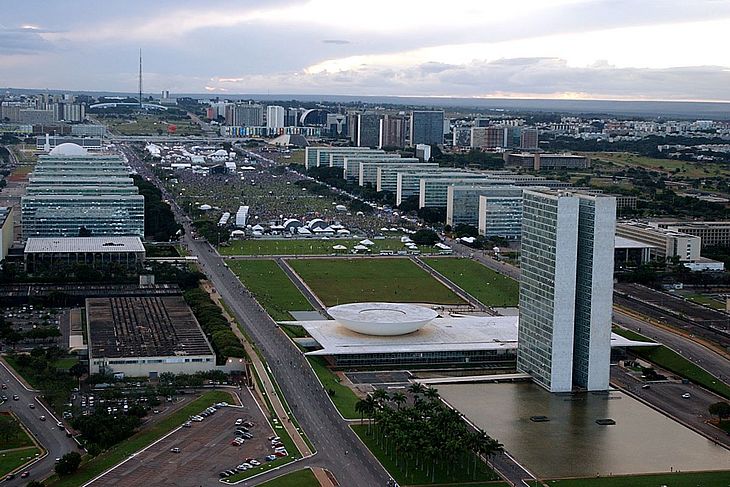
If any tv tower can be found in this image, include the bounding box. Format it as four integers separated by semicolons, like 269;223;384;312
138;49;143;109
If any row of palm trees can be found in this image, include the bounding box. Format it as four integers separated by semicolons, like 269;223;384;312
355;383;503;483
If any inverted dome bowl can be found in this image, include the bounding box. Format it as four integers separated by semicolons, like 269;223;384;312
328;302;437;336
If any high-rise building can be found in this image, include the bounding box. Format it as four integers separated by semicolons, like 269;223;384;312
381;114;406;148
285;108;301;127
357;112;382;148
226;104;264;126
266;105;285;130
517;190;615;393
409;110;444;147
519;128;539;149
452;126;471;148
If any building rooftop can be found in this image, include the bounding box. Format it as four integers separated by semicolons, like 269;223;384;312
615;235;656;249
87;295;214;359
25;237;145;254
289;314;654;356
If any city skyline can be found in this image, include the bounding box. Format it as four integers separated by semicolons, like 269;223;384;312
2;0;730;101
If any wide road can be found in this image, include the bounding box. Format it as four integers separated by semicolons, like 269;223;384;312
122;145;391;487
0;360;78;486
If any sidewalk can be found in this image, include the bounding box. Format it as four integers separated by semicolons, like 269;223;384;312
201;282;314;458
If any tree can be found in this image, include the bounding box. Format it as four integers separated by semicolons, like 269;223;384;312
54;452;82;475
412;229;439;246
709;401;730;420
78;226;92;237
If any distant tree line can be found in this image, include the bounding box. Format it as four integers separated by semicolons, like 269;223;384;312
183;288;246;364
133;175;182;241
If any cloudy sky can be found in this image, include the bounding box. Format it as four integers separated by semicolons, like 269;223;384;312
3;0;730;101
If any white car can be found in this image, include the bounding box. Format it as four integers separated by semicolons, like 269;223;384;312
235;419;244;426
682;393;691;399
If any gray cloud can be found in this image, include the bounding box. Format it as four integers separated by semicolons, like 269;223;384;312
0;27;55;55
322;39;351;45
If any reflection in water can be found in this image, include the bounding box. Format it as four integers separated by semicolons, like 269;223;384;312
438;382;730;478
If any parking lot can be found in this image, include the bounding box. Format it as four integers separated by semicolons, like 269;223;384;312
1;305;65;350
91;391;282;486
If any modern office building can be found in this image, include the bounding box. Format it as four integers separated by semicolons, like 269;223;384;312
616;222;701;261
470;126;513;149
420;177;511;208
452;126;472;148
519;128;539;149
21;144;144;239
517;190;616;392
24;236;146;273
343;154;407;181
360;161;435;187
225;104;264;126
446;185;520;228
505;152;589;170
266;105;285;130
35;136;103;151
304;146;376;170
474;187;526;236
381;114;407;148
654;221;730;248
86;295;216;376
0;207;13;262
374;162;437;192
410;111;444;146
357;112;382;148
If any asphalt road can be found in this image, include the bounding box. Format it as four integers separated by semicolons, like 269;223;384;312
613;309;730;382
123;146;391;487
0;360;78;485
611;366;730;449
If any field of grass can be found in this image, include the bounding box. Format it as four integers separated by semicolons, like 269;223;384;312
423;257;519;307
289;258;465;306
0;447;41;477
228;259;313;320
307;356;359;419
219;238;431;256
612;327;730;399
259;468;319;487
586;152;730;178
534;470;730;486
100;115;203;136
681;293;725;310
351;425;504;486
48;390;233;487
0;414;35;449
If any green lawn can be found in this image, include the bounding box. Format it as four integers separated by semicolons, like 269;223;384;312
228;259;314;320
219;238;431;256
423;257;519;307
289;258;465;306
0;447;41;477
258;468;319;487
47;390;233;487
0;415;35;449
587;151;730;178
535;470;730;486
682;293;726;310
52;357;79;370
351;425;504;486
307;357;360;419
612;327;730;399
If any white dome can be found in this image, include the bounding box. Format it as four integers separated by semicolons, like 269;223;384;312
328;302;437;336
49;143;88;156
212;149;228;155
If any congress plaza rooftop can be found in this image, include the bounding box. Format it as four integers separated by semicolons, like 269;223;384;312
283;303;653;366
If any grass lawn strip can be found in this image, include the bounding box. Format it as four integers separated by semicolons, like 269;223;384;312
307;356;360;420
0;414;35;449
612;327;730;399
47;390;233;487
228;259;313;321
258;468;319;487
0;447;42;477
351;424;504;486
220;238;432;256
422;257;519;307
289;258;465;306
535;470;730;486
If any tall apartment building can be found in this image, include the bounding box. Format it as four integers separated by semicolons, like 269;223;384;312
519;128;539;149
381;114;406;148
409;111;444;147
266;105;285;130
357;112;382;148
518;190;616;392
452;126;472;148
226;104;264;126
470;126;507;149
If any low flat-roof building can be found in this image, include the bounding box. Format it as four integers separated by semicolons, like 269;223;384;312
505;152;590;170
655;221;730;248
616;222;701;261
86;295;216;376
614;235;655;266
24;236;145;273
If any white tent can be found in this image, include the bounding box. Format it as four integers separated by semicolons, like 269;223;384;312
353;244;370;251
359;239;375;246
198;204;212;211
401;236;413;243
332;244;348;251
337;229;351;235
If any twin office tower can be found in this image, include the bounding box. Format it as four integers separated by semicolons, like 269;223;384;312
517;189;616;393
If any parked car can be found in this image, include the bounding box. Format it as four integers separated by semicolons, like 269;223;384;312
39;416;46;421
682;393;691;399
170;448;181;453
28;403;35;409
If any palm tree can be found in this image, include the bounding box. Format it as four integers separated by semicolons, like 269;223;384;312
408;382;427;396
391;391;407;410
372;387;390;407
424;387;440;402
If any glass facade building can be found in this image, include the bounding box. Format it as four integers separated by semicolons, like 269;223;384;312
517;190;615;392
22;152;144;239
409;110;444;146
